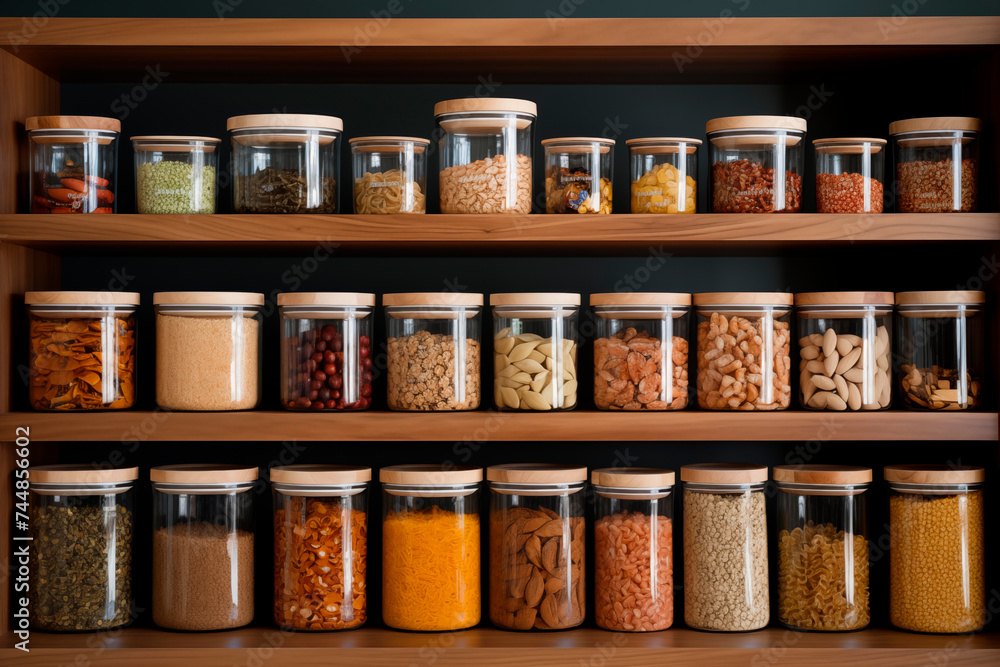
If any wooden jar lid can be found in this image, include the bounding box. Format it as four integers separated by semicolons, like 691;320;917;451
590;292;691;306
132;136;220;152
278;292;376;307
813;138;885;154
541;137;614;154
379;465;482;485
30;465;138;484
434;97;537;117
153;291;265;306
795;291;894;306
151;464;258;484
349;136;429;153
383;292;483;307
26;115;121;133
680;463;767;484
491;293;580;306
227;113;343;132
271;465;371;485
694;292;793;306
884;465;985;484
487;463;587;484
592;467;674;488
889;117;981;134
896;291;985;305
773;464;872;485
26;291;140;306
706;115;807;133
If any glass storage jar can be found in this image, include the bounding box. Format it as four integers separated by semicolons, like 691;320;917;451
27;115;119;214
28;465;138;632
384;292;483;411
435;97;536;214
890;117;980;213
491;293;580;411
693;292;792;411
681;463;769;632
154;292;264;411
132;136;219;214
487;463;587;631
279;292;375;411
592;468;674;632
896;291;984;410
813;138;885;213
885;464;985;633
151;464;257;631
380;465;482;631
272;465;371;631
626;137;700;213
541;137;613;214
591;292;691;411
350;136;428;214
229;113;342;213
775;465;871;632
26;291;138;411
795;292;894;411
706;115;806;213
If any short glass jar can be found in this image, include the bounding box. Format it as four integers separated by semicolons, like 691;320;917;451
229;113;342;213
154;292;264;411
681;463;769;632
132;136;220;214
795;292;894;411
592;468;674;632
896;291;985;410
813;138;885;213
706;115;806;213
890;116;980;213
693;292;792;411
151;464;257;631
27;115;119;214
26;291;138;411
279;292;375;411
541;137;613;214
886;464;985;634
627;137;700;214
591;292;691;411
491;293;580;411
380;465;482;631
775;465;871;632
384;292;483;411
487;464;587;631
435;97;536;214
272;465;371;631
350;136;428;214
29;465;138;632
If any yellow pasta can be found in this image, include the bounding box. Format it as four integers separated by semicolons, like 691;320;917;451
353;169;425;214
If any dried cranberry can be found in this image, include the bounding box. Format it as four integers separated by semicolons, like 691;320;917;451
318;388;331;402
325;399;338;409
310;352;324;364
295;396;311;408
321;324;336;341
309;380;323;391
308;390;319;401
332;338;343;352
361;370;373;383
313;370;327;382
323;349;336;364
360;357;372;370
314;339;327;353
311;400;325;410
331;389;341;400
323;362;337;376
360;384;372;398
328;374;343;390
359;345;370;359
360;335;370;346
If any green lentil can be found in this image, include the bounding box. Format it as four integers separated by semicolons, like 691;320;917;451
137;160;216;214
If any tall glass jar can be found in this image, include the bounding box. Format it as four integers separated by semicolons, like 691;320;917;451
384;292;483;411
279;292;375;411
154;292;264;411
26;291;138;411
132;136;220;214
627;137;700;214
813;138;885;213
272;465;370;631
896;291;984;410
592;468;674;632
681;463;769;632
591;293;691;411
795;292;894;411
380;465;482;631
886;465;985;633
693;292;792;411
487;464;587;631
350;136;428;214
27;115;119;214
541;138;613;214
890;117;980;213
491;293;579;411
435;97;536;214
151;464;257;631
28;465;138;632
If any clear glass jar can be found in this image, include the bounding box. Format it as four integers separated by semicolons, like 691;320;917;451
541;138;613;214
491;293;580;411
591;293;691;411
435;97;536;214
813;138;885;213
681;463;769;632
592;468;674;632
132;136;219;214
693;292;792;411
890;117;980;213
27;115;119;214
28;465;138;632
886;465;985;633
272;465;371;631
350;136;428;214
487;464;587;631
775;465;871;632
896;291;985;410
706;115;806;213
229;113;342;213
151;464;257;631
384;292;483;411
627;137;700;214
26;291;138;411
380;465;482;631
279;292;375;411
795;292;893;411
154;292;264;411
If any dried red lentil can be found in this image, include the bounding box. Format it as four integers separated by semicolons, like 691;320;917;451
816;173;884;213
897;158;977;212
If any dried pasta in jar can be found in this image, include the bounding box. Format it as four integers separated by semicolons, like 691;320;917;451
350;137;429;214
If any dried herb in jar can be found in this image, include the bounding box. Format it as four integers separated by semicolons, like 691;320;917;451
235;167;337;213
